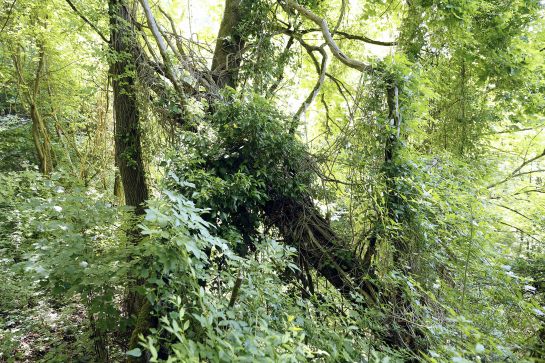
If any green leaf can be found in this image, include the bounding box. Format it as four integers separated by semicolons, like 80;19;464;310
126;348;142;357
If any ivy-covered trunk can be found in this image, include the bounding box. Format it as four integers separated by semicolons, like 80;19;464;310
264;196;378;301
209;0;379;305
108;0;150;358
109;0;149;216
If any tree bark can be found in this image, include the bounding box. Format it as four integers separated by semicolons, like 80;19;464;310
13;46;53;175
108;0;150;358
264;196;378;302
109;0;149;215
211;0;245;89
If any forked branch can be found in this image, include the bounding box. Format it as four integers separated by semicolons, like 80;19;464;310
281;0;372;72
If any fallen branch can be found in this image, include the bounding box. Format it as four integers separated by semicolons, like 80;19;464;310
139;0;183;95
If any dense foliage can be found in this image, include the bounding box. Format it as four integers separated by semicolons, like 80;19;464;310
1;0;545;362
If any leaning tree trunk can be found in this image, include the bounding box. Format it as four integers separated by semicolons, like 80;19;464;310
264;196;378;302
209;0;379;305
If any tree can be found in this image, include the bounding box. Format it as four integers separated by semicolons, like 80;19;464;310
109;0;149;215
12;43;54;175
3;0;544;361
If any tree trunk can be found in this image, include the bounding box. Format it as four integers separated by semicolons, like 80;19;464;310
381;81;426;353
211;0;245;89
384;80;404;258
110;0;149;214
30;102;53;175
108;0;150;357
13;46;53;175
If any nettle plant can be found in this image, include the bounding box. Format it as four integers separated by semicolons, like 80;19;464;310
131;178;310;361
3;170;131;333
135;177;389;362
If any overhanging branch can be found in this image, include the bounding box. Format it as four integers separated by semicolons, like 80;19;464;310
64;0;109;43
292;42;328;130
299;28;397;46
281;0;372;72
488;149;545;189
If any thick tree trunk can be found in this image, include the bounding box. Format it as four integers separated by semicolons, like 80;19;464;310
108;0;150;358
211;0;245;89
109;0;149;216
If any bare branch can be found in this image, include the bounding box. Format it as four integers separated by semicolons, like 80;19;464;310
268;36;295;94
332;0;346;35
293;44;328;127
498;221;542;244
484;127;537;135
495;203;533;221
157;5;186;58
488;149;545;189
131;13;212;97
513;187;545;196
138;0;183;95
158;25;184;64
298;28;397;46
64;0;109;43
282;0;372;72
0;0;17;34
281;29;328;131
335;31;397;46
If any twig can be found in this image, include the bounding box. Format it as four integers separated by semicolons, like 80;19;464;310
0;0;17;33
498;221;541;244
488;149;545;189
299;28;397;46
495;203;534;222
63;0;108;43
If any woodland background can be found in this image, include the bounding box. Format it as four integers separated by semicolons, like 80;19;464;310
1;0;545;362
